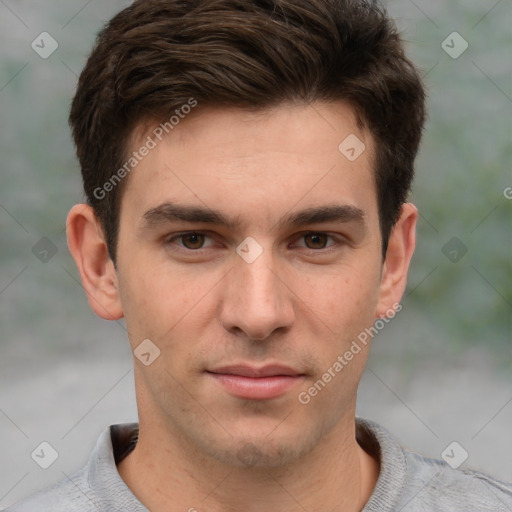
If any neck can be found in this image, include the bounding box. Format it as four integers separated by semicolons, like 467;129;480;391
118;413;379;512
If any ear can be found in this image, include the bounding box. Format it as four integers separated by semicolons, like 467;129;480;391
375;202;417;318
66;204;123;320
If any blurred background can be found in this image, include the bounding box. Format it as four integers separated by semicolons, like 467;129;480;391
0;0;511;507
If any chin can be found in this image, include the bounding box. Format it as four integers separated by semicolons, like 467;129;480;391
199;428;324;469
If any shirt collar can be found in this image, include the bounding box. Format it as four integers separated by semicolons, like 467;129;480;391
85;418;406;511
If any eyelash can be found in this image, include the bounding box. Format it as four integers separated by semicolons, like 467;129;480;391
165;232;219;251
164;231;343;253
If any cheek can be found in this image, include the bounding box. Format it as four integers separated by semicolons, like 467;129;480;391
301;265;381;334
118;259;220;345
116;259;171;342
301;272;379;406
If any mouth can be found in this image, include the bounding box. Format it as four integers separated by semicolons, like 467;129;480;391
206;364;305;400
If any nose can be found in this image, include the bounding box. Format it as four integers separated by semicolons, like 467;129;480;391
219;247;295;341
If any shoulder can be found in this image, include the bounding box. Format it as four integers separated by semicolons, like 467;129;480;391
356;418;512;512
3;423;142;512
399;448;512;511
3;467;95;512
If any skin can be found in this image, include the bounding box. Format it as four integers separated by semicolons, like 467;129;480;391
67;101;417;512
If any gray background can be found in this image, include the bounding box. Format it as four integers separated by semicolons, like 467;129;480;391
0;0;511;508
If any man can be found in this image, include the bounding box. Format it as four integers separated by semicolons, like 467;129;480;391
6;0;511;510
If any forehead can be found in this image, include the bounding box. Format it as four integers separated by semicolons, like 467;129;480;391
120;101;377;229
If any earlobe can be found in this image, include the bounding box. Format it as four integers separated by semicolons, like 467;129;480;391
376;203;417;318
66;204;124;321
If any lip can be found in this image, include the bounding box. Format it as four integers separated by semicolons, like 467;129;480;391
210;364;303;378
207;364;305;400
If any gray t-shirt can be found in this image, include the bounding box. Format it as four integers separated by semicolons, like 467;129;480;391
4;418;512;511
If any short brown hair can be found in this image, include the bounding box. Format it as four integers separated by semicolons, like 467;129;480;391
69;0;426;262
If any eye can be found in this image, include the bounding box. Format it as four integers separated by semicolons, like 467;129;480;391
166;232;216;250
294;232;338;250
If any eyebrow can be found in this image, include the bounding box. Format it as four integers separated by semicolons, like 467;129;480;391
141;202;242;230
141;201;366;231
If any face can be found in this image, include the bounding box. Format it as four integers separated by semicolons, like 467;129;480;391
114;102;396;467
